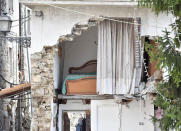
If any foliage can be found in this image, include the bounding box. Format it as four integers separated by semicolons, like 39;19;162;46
137;0;181;130
137;0;181;17
145;30;181;130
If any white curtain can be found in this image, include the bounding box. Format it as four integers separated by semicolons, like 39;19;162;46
97;19;141;94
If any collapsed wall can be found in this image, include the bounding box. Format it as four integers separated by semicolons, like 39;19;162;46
31;46;56;130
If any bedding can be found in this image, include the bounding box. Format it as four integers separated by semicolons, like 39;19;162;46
62;74;96;94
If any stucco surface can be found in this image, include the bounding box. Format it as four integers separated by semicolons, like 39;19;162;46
30;5;172;53
91;96;154;131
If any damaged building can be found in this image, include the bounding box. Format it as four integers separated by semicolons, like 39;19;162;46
22;0;171;131
0;0;174;131
0;0;31;130
22;0;171;130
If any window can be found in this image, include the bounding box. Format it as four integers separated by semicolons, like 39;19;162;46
24;8;31;36
142;37;158;82
27;9;31;35
9;47;13;76
8;0;13;14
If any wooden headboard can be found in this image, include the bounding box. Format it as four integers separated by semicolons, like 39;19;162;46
69;60;97;74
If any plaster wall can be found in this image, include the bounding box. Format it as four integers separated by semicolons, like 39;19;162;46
91;96;154;131
53;26;97;89
27;4;168;131
54;51;62;89
63;26;98;79
29;5;172;54
11;0;20;35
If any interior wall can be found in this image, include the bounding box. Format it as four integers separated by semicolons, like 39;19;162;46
54;44;65;89
54;51;61;89
29;5;172;54
63;26;98;79
91;96;154;131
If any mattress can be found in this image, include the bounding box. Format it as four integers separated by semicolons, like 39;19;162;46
62;74;96;95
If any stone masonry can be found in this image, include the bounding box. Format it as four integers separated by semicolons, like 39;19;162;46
0;33;14;131
31;45;55;131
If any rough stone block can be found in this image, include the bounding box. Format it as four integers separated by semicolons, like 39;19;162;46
31;75;41;83
44;88;49;95
31;84;41;90
31;68;42;75
31;53;42;60
31;47;55;131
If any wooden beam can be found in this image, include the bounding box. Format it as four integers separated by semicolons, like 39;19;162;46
58;94;113;100
0;83;31;98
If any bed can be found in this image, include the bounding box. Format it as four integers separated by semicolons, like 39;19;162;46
62;60;97;95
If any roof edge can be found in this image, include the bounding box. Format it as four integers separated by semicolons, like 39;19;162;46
19;0;137;6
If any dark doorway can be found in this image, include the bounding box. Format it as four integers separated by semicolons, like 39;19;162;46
63;110;90;131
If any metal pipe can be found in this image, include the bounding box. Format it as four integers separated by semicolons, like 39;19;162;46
19;3;22;71
17;98;22;131
18;3;22;131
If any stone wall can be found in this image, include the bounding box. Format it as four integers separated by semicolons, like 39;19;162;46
0;33;14;131
31;46;55;131
0;33;31;131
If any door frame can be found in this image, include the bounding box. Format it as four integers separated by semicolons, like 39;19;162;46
58;101;90;131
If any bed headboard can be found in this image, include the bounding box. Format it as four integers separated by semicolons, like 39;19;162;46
69;60;97;74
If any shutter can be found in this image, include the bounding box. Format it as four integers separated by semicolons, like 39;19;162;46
134;18;142;88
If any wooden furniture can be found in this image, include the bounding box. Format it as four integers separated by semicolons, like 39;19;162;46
69;60;97;74
66;60;97;95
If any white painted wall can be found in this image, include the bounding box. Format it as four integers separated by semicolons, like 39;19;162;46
29;5;172;54
91;99;120;131
54;51;60;89
63;26;97;78
26;4;167;131
91;96;154;131
8;1;31;84
7;0;20;84
11;0;19;35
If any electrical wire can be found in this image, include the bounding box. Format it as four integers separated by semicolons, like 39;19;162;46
12;16;31;22
11;2;149;29
47;4;166;29
49;2;174;103
48;4;140;25
2;90;31;99
11;18;30;28
140;52;174;103
8;31;18;36
138;4;181;103
5;0;176;107
0;74;18;85
26;43;33;117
